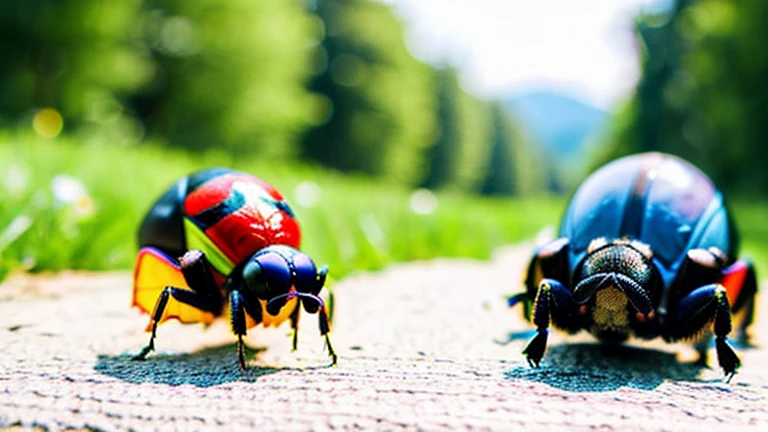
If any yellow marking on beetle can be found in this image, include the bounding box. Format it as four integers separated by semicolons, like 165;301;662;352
592;286;630;332
133;248;218;329
184;218;235;276
236;298;298;329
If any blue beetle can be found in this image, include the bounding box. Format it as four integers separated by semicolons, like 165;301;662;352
508;153;758;380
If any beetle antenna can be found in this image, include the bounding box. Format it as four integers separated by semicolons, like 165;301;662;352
573;271;654;316
572;273;611;303
267;292;324;315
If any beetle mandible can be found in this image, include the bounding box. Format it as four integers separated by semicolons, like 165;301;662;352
131;168;335;369
508;153;757;380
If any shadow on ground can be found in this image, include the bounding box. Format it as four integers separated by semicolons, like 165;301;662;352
505;343;704;392
94;344;294;387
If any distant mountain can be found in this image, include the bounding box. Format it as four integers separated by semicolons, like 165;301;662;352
505;91;608;164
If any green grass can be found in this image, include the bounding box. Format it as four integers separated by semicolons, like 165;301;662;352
0;132;563;282
3;131;767;283
730;201;768;278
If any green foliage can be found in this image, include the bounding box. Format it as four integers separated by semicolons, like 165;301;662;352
479;102;546;196
299;0;436;185
421;67;509;194
454;91;495;191
0;0;316;154
601;0;768;197
730;200;768;278
421;67;464;190
0;132;562;282
678;0;768;195
0;0;151;134
132;0;316;156
0;0;545;199
480;102;518;196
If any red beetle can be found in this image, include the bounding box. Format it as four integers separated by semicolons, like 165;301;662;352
132;168;335;369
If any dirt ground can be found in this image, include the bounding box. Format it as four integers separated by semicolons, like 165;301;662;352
1;243;767;431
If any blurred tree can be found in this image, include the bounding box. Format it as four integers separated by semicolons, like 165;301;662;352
131;0;316;156
420;67;501;192
597;0;692;166
0;0;151;137
454;91;495;192
300;0;435;185
480;102;517;196
682;0;768;194
0;0;316;155
421;67;463;190
479;101;544;196
600;0;768;196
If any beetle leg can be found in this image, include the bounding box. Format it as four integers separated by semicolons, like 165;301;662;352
289;301;301;351
313;264;337;365
523;278;577;367
133;286;218;361
179;249;224;309
314;265;329;294
671;249;724;294
314;264;335;320
510;238;570;321
267;287;337;365
298;295;337;365
318;305;337;365
230;290;250;370
721;259;759;345
665;283;740;380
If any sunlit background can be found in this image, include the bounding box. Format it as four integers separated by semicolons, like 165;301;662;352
388;0;659;108
2;0;767;281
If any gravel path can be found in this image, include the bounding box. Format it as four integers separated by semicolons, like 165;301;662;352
1;243;767;431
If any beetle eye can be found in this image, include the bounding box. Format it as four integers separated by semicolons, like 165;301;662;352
292;252;317;294
243;260;269;298
249;250;292;299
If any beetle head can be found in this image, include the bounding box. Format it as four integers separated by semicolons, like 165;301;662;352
242;245;327;316
572;238;656;318
243;247;289;298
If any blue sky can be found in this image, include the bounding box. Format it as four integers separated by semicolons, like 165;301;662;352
384;0;663;110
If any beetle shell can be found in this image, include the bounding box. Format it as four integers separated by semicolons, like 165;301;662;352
560;152;737;287
138;167;301;276
132;168;301;327
512;152;756;378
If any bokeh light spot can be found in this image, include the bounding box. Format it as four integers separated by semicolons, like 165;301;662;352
160;16;200;57
294;181;321;208
409;188;438;215
32;108;64;138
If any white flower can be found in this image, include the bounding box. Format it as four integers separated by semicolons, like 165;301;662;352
72;195;96;218
51;174;87;204
50;174;95;217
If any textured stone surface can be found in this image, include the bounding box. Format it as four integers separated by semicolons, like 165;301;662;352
1;244;767;431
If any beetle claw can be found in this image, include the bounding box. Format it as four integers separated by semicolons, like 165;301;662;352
132;344;153;361
716;337;740;381
522;330;548;368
